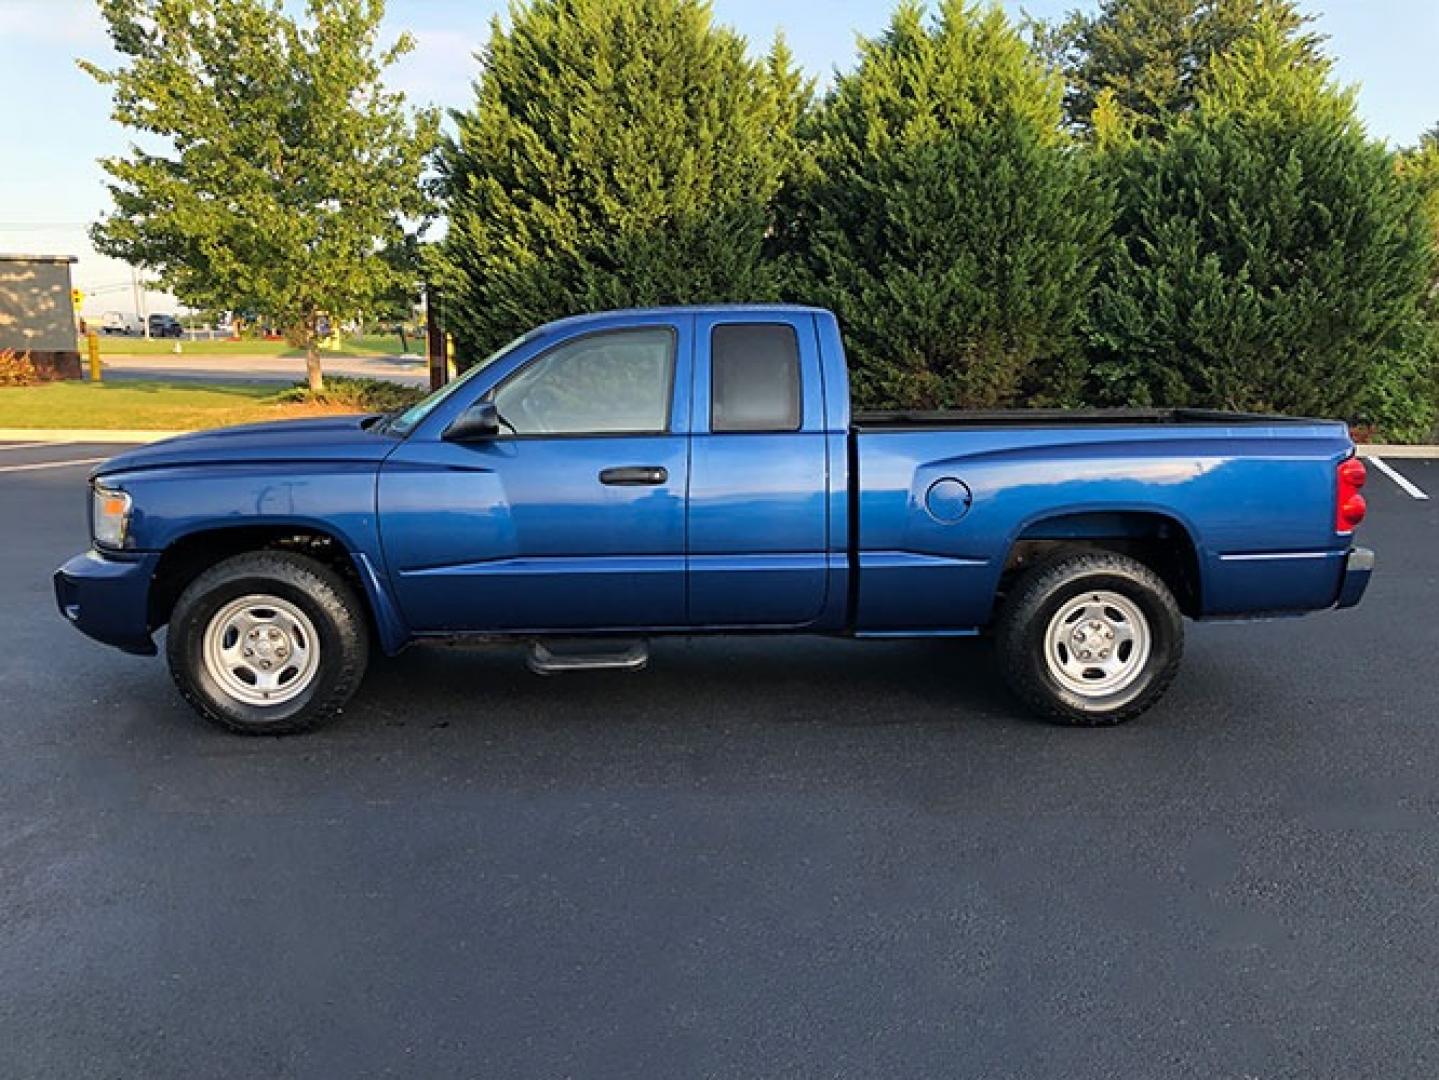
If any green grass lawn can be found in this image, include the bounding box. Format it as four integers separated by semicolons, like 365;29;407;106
0;381;363;430
341;334;418;357
92;333;416;358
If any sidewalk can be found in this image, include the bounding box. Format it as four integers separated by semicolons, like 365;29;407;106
1361;444;1439;459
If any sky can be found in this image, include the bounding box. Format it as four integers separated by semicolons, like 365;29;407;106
0;0;1433;317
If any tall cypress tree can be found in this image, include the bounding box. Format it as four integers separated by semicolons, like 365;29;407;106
438;0;807;362
1086;20;1438;439
787;0;1109;410
1399;126;1439;245
1398;127;1439;428
1039;0;1321;136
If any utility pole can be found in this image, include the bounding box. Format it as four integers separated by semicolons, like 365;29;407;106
130;266;150;339
424;284;447;391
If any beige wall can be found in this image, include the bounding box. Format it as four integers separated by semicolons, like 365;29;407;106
0;258;78;354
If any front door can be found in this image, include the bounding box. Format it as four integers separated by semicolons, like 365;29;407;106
378;323;690;632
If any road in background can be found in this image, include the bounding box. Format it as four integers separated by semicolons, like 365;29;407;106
3;446;1438;1079
91;353;429;387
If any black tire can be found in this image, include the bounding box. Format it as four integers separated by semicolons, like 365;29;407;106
166;551;370;735
995;551;1184;727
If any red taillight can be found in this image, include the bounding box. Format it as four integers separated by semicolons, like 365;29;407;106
1336;457;1368;534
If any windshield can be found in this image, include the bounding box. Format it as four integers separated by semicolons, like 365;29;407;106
384;333;532;437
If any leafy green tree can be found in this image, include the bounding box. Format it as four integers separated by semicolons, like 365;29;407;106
786;0;1109;410
85;0;439;389
438;0;809;364
1086;20;1438;439
1039;0;1321;137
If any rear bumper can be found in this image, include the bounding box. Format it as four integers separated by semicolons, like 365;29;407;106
53;550;159;656
1335;546;1375;610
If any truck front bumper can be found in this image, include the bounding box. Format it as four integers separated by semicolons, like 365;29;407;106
1335;547;1375;610
53;550;159;656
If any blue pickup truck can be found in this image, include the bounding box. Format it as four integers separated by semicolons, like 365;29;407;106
55;305;1374;734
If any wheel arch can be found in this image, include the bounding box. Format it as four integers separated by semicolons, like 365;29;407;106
1000;509;1203;617
148;524;409;654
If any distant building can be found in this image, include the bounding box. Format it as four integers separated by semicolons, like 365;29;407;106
0;253;81;379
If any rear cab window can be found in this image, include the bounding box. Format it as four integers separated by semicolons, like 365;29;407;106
710;324;802;433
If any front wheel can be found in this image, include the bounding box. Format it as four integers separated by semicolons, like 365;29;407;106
166;551;370;735
995;551;1184;727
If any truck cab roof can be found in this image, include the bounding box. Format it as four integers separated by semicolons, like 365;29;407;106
532;304;831;337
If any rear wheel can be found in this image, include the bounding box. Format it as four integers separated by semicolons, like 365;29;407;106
995;551;1183;726
166;551;370;735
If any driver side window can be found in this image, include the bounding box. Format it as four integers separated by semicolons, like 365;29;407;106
492;327;676;436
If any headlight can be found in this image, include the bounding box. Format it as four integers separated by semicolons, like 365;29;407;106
92;484;132;549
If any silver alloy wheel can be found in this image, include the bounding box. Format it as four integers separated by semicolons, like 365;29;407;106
1042;590;1152;706
201;594;321;708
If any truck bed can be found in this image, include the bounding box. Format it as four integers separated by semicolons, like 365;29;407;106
852;408;1325;430
848;412;1354;633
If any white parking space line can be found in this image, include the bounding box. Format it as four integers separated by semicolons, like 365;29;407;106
1367;456;1431;501
0;457;108;475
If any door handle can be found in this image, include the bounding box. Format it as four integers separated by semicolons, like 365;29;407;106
599;466;668;486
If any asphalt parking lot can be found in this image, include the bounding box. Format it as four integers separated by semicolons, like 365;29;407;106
2;442;1437;1079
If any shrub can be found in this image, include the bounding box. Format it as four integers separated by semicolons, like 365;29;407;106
0;350;41;387
271;377;425;412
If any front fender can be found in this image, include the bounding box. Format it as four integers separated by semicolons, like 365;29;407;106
107;462;383;556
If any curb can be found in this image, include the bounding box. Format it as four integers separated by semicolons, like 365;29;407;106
1358;445;1439;460
0;428;187;444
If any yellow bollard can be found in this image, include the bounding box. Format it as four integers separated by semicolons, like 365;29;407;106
445;332;457;382
87;331;102;383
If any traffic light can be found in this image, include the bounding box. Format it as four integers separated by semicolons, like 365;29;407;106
71;288;84;309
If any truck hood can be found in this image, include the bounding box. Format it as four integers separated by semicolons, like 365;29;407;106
93;414;399;478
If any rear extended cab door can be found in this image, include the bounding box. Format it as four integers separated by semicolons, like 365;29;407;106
685;311;836;628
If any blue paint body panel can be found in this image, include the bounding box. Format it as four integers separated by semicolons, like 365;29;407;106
54;305;1372;660
54;550;160;655
686;310;833;627
378;435;690;631
851;425;1356;628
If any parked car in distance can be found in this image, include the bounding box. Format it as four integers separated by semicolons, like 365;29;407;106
100;311;142;336
54;305;1374;735
148;313;183;338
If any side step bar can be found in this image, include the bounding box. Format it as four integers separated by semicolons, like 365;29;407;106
527;639;649;675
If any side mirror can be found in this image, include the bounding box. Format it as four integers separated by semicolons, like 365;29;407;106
444;401;501;442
